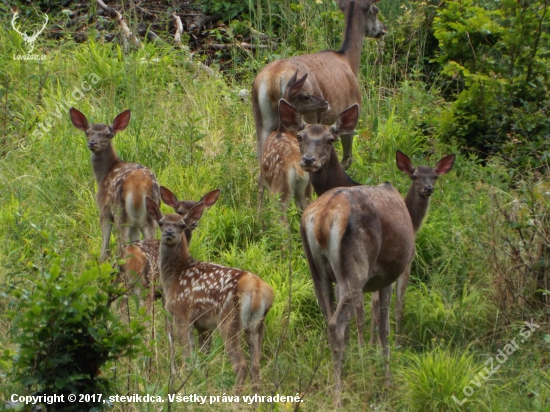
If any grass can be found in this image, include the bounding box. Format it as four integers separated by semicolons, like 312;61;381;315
1;2;549;411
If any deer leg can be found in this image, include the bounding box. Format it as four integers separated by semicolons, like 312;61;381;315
340;132;354;170
378;284;393;387
142;218;157;240
354;294;366;348
328;283;356;406
246;320;265;393
395;266;411;347
295;175;311;211
197;327;213;354
219;318;247;393
369;291;380;346
172;316;194;365
257;173;266;215
99;212;113;262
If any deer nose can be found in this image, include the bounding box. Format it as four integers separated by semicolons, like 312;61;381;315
301;155;316;166
163;228;175;237
87;141;97;149
424;185;434;194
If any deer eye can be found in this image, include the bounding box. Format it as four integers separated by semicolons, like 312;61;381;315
412;175;418;180
327;137;336;144
304;94;310;100
158;221;164;227
296;134;303;142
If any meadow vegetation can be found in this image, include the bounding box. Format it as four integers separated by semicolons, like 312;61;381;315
0;0;548;410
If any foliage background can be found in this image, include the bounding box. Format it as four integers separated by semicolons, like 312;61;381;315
0;0;549;410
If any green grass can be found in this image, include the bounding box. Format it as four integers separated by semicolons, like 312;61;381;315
1;3;549;411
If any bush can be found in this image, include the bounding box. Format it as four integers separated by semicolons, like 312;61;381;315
2;235;147;411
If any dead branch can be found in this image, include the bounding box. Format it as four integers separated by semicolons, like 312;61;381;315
96;0;140;49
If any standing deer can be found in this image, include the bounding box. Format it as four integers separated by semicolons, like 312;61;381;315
145;197;274;392
70;108;160;262
370;151;455;346
258;71;329;215
252;0;386;169
278;99;360;197
123;187;221;327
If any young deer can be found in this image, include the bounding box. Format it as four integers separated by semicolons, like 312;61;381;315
258;72;329;214
69;108;160;261
145;197;274;392
123;187;221;323
370;151;455;346
278;98;360;197
252;0;387;169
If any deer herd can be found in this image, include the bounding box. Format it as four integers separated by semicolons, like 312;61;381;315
69;0;455;406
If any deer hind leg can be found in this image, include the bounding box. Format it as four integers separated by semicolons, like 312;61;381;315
328;282;357;406
395;265;411;347
142;217;157;240
294;174;311;211
369;291;381;346
340;132;354;170
219;316;247;393
378;284;393;387
196;327;213;354
245;319;264;393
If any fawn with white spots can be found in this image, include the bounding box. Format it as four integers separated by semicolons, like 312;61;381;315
145;197;274;392
258;71;329;215
122;187;220;321
69;108;160;261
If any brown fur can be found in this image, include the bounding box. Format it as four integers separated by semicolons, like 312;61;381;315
146;198;274;392
252;0;387;167
121;187;221;319
300;182;415;405
69;107;160;262
370;151;456;347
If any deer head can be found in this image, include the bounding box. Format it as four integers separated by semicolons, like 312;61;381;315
396;151;456;197
284;70;329;120
337;0;387;39
11;11;49;54
279;99;359;172
69;108;131;154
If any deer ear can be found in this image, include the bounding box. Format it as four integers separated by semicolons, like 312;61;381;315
69;108;90;131
112;109;131;133
279;99;305;131
434;154;456;175
200;189;221;208
184;201;206;227
286;72;308;98
330;104;358;136
396;150;415;175
160;186;179;208
145;196;162;222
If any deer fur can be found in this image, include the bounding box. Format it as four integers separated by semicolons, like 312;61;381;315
122;187;221;325
69;107;160;261
278;99;360;197
145;197;274;392
252;0;386;169
370;151;455;346
258;72;329;214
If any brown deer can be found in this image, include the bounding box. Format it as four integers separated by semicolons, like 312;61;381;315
69;108;160;261
258;72;329;214
278;99;360;197
370;151;455;346
145;197;274;392
252;0;387;169
123;187;221;328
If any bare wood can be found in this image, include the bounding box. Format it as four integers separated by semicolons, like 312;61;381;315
252;0;387;167
69;108;159;261
172;12;184;45
146;198;274;392
96;0;140;49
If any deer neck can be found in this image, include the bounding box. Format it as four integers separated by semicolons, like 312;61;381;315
309;146;359;196
159;238;194;295
338;1;366;76
404;185;431;235
91;143;122;184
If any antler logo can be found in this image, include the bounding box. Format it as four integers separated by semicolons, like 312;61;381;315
11;11;49;54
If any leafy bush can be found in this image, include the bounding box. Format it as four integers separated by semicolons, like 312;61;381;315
432;0;550;167
2;235;146;411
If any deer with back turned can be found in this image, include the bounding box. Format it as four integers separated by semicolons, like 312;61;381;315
258;71;329;215
123;187;220;329
145;197;274;392
69;108;160;262
252;0;387;169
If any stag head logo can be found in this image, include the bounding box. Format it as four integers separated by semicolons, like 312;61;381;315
11;11;49;54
